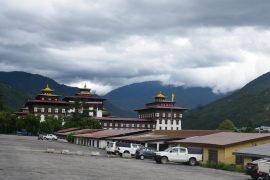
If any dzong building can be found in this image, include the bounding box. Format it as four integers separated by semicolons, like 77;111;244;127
16;85;187;131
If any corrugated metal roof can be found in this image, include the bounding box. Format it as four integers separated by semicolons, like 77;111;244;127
233;143;270;158
174;132;270;147
74;129;148;139
57;129;101;136
108;130;224;143
56;128;80;133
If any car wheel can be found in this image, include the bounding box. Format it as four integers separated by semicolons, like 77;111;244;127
189;158;196;166
123;151;130;154
140;155;145;160
161;156;168;164
263;174;270;180
251;174;258;180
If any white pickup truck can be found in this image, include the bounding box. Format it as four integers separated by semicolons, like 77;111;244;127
258;160;270;180
155;147;202;166
115;142;142;156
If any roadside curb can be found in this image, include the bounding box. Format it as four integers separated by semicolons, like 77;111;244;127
45;149;103;157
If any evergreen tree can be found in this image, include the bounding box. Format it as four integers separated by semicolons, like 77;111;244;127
0;112;17;134
0;89;3;111
245;120;255;133
39;117;62;134
217;119;236;131
23;114;40;135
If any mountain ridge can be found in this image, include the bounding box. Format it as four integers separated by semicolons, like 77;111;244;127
183;72;270;129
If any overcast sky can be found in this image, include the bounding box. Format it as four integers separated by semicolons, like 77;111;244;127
1;0;270;95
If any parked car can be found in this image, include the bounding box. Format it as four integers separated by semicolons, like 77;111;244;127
154;147;202;166
258;160;270;180
106;142;117;154
115;142;142;156
246;158;270;180
43;134;58;140
135;147;157;160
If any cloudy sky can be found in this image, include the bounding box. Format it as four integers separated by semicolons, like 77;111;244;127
1;0;270;95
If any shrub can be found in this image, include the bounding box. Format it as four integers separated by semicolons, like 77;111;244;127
202;161;244;173
67;133;75;143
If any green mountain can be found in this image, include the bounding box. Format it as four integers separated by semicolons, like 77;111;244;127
183;72;270;130
0;71;78;96
104;81;226;117
0;83;31;111
0;71;126;115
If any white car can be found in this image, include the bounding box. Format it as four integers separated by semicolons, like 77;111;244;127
115;142;142;156
155;147;202;166
43;134;58;140
258;159;270;180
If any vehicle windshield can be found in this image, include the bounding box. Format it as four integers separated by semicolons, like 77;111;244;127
164;147;174;152
108;142;114;147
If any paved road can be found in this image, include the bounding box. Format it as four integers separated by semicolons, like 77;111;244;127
0;135;250;180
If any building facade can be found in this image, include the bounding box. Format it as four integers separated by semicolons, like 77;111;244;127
16;84;107;122
174;132;270;165
63;84;105;118
16;85;70;121
95;117;156;130
16;86;187;131
135;92;187;130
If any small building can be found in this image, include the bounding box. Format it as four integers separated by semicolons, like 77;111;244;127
233;144;270;165
171;132;270;165
108;130;223;151
73;129;149;149
135;92;187;130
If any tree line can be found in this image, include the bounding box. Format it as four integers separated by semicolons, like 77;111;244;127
0;111;102;135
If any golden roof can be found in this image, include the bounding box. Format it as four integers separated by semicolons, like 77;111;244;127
42;84;54;93
155;91;166;99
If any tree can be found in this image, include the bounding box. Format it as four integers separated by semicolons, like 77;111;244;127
39;117;62;134
63;113;102;129
0;89;4;111
244;120;255;133
0;112;17;134
217;119;236;131
23;114;40;135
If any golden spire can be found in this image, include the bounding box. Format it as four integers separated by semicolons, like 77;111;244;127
84;83;87;89
42;84;54;94
155;91;166;99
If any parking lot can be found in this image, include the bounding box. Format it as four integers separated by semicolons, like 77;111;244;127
0;135;250;180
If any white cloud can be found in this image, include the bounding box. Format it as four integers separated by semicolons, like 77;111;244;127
0;0;270;94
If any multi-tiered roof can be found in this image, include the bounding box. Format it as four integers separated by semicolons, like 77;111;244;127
135;92;187;112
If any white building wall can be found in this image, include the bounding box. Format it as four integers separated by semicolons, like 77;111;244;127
99;140;107;149
155;118;182;130
97;110;103;117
